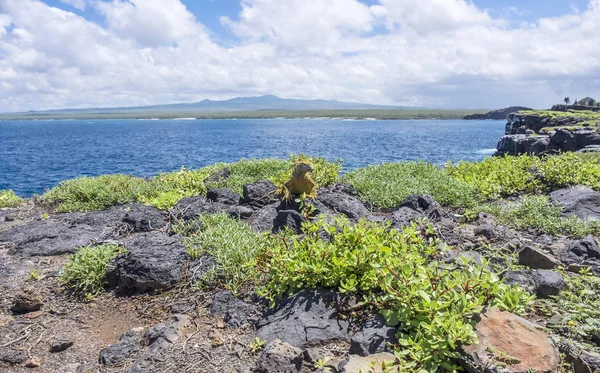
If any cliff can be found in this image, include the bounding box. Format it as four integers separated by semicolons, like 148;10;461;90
495;109;600;156
463;106;532;120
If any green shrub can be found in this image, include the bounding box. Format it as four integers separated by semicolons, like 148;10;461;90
469;196;600;237
344;162;481;209
44;174;154;212
181;213;272;294
59;244;125;298
0;189;22;208
447;153;600;199
447;156;540;198
257;217;532;372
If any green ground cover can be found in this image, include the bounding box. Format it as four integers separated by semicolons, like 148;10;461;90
0;189;22;208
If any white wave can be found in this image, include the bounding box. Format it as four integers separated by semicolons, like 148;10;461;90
475;148;496;155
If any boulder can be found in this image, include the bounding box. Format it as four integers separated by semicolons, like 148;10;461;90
204;167;230;186
531;270;566;298
399;195;443;220
317;186;370;220
391;207;424;229
121;204;166;233
99;330;143;365
474;224;495;240
107;233;192;293
350;315;396;356
255;339;303;373
460;307;559;373
243;180;279;208
502;270;565;298
251;203;280;233
210;291;258;328
557;235;600;275
557;340;600;373
549;185;600;221
206;188;242;205
256;290;352;348
518;246;558;269
338;353;398;373
273;210;305;234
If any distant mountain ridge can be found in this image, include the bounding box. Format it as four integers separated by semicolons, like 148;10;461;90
20;95;414;115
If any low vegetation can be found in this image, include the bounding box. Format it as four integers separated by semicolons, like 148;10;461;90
59;244;125;298
256;217;532;372
178;213;273;294
467;196;600;237
344;162;481;209
43;155;341;212
0;189;22;208
447;153;600;199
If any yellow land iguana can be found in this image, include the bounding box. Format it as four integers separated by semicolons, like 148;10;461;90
282;160;318;199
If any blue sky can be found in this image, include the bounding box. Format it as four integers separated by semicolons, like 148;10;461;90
1;0;599;111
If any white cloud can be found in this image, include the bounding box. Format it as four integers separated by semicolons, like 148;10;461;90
0;0;598;112
59;0;87;11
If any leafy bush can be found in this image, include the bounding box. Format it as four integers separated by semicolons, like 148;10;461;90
447;156;540;199
447;153;600;199
0;189;22;208
469;196;600;237
59;244;125;298
207;154;341;195
344;162;481;209
44;174;154;212
258;217;532;372
180;213;272;294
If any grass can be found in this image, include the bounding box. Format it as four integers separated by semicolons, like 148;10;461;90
518;109;600;120
59;244;126;298
178;213;273;294
344;161;482;209
468;196;600;237
42;155;341;212
0;189;22;208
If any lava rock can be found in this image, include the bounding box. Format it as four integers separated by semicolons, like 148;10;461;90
0;350;26;365
557;340;600;373
11;289;43;313
391;207;424;229
474;224;495;240
145;323;179;345
243;180;279;208
502;271;536;294
49;335;75;353
460;307;559;373
350;315;396;356
531;270;566;298
273;210;305;234
251;202;280;232
207;188;242;205
317;186;370;220
99;330;143;365
173;196;253;221
400;195;444;220
121;204;166;232
518;246;558;269
204;167;230;186
255;339;303;373
256;290;352;348
107;233;190;293
210;291;258;328
550;185;600;221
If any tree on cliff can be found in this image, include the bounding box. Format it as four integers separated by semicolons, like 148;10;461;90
564;97;570;106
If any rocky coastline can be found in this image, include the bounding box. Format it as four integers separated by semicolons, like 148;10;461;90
495;108;600;156
2;158;600;373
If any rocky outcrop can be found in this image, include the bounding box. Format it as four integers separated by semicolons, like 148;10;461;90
495;110;600;156
463;106;532;120
550;185;600;221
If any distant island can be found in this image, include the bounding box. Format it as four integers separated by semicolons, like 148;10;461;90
463;106;533;120
0;95;490;120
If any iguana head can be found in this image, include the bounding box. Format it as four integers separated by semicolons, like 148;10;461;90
293;160;314;174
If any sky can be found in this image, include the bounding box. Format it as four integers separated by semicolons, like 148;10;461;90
0;0;598;112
